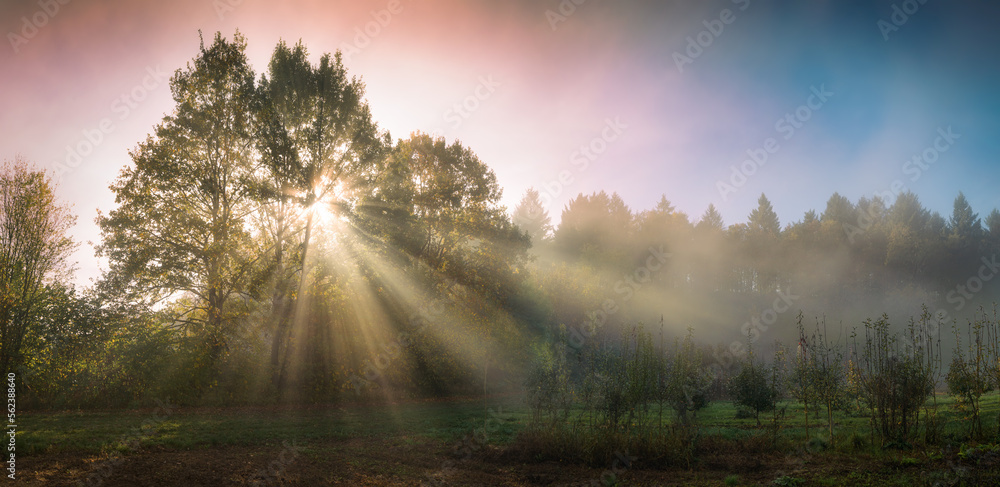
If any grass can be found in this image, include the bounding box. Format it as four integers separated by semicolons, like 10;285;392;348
517;391;1000;449
20;396;528;455
17;392;1000;485
21;391;1000;455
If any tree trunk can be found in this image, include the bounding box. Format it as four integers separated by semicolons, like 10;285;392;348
827;402;834;444
277;211;313;396
804;402;810;439
268;210;288;391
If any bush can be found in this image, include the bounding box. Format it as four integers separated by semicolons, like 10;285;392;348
525;327;574;428
729;351;777;426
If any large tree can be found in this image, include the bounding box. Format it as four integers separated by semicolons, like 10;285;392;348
820;192;857;225
0;157;76;376
390;133;528;302
696;203;724;232
748;193;780;237
745;193;781;292
554;191;634;268
948;191;982;243
97;32;259;361
254;39;389;389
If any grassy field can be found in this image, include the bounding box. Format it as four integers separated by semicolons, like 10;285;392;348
16;393;1000;486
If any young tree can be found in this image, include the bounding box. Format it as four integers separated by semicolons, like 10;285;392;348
664;328;713;425
787;314;817;439
809;318;850;444
0;157;76;375
852;314;935;445
729;341;778;426
946;314;992;439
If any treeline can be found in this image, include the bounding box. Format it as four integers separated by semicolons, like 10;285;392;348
511;187;1000;350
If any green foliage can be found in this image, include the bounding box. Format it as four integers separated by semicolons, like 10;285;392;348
663;328;713;425
21;286;175;408
852;314;937;445
946;312;993;438
788;315;852;443
728;350;777;426
525;327;574;428
772;475;805;486
748;193;781;237
96;31;260;369
585;325;661;432
0;157;76;376
554;191;636;268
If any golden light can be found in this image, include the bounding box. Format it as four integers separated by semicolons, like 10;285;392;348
306;177;348;230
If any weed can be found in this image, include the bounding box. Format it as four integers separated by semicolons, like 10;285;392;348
772;475;804;486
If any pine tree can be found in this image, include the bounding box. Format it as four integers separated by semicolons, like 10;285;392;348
696;203;724;231
820;192;856;224
512;188;553;245
948;191;982;240
748;193;780;236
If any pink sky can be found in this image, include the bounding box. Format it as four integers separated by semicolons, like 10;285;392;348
2;0;690;286
7;0;993;286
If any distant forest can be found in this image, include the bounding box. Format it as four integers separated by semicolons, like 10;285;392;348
517;187;1000;331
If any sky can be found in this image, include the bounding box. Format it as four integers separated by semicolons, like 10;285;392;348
2;0;999;286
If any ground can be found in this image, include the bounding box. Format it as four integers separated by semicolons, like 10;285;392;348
15;396;1000;486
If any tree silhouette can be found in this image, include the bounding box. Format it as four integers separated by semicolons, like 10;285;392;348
512;188;553;246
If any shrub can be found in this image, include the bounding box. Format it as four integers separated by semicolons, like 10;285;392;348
729;355;776;426
525;326;574;428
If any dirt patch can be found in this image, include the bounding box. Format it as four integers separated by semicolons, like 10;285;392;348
16;437;999;486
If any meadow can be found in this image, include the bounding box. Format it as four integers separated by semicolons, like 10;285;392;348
18;392;1000;486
